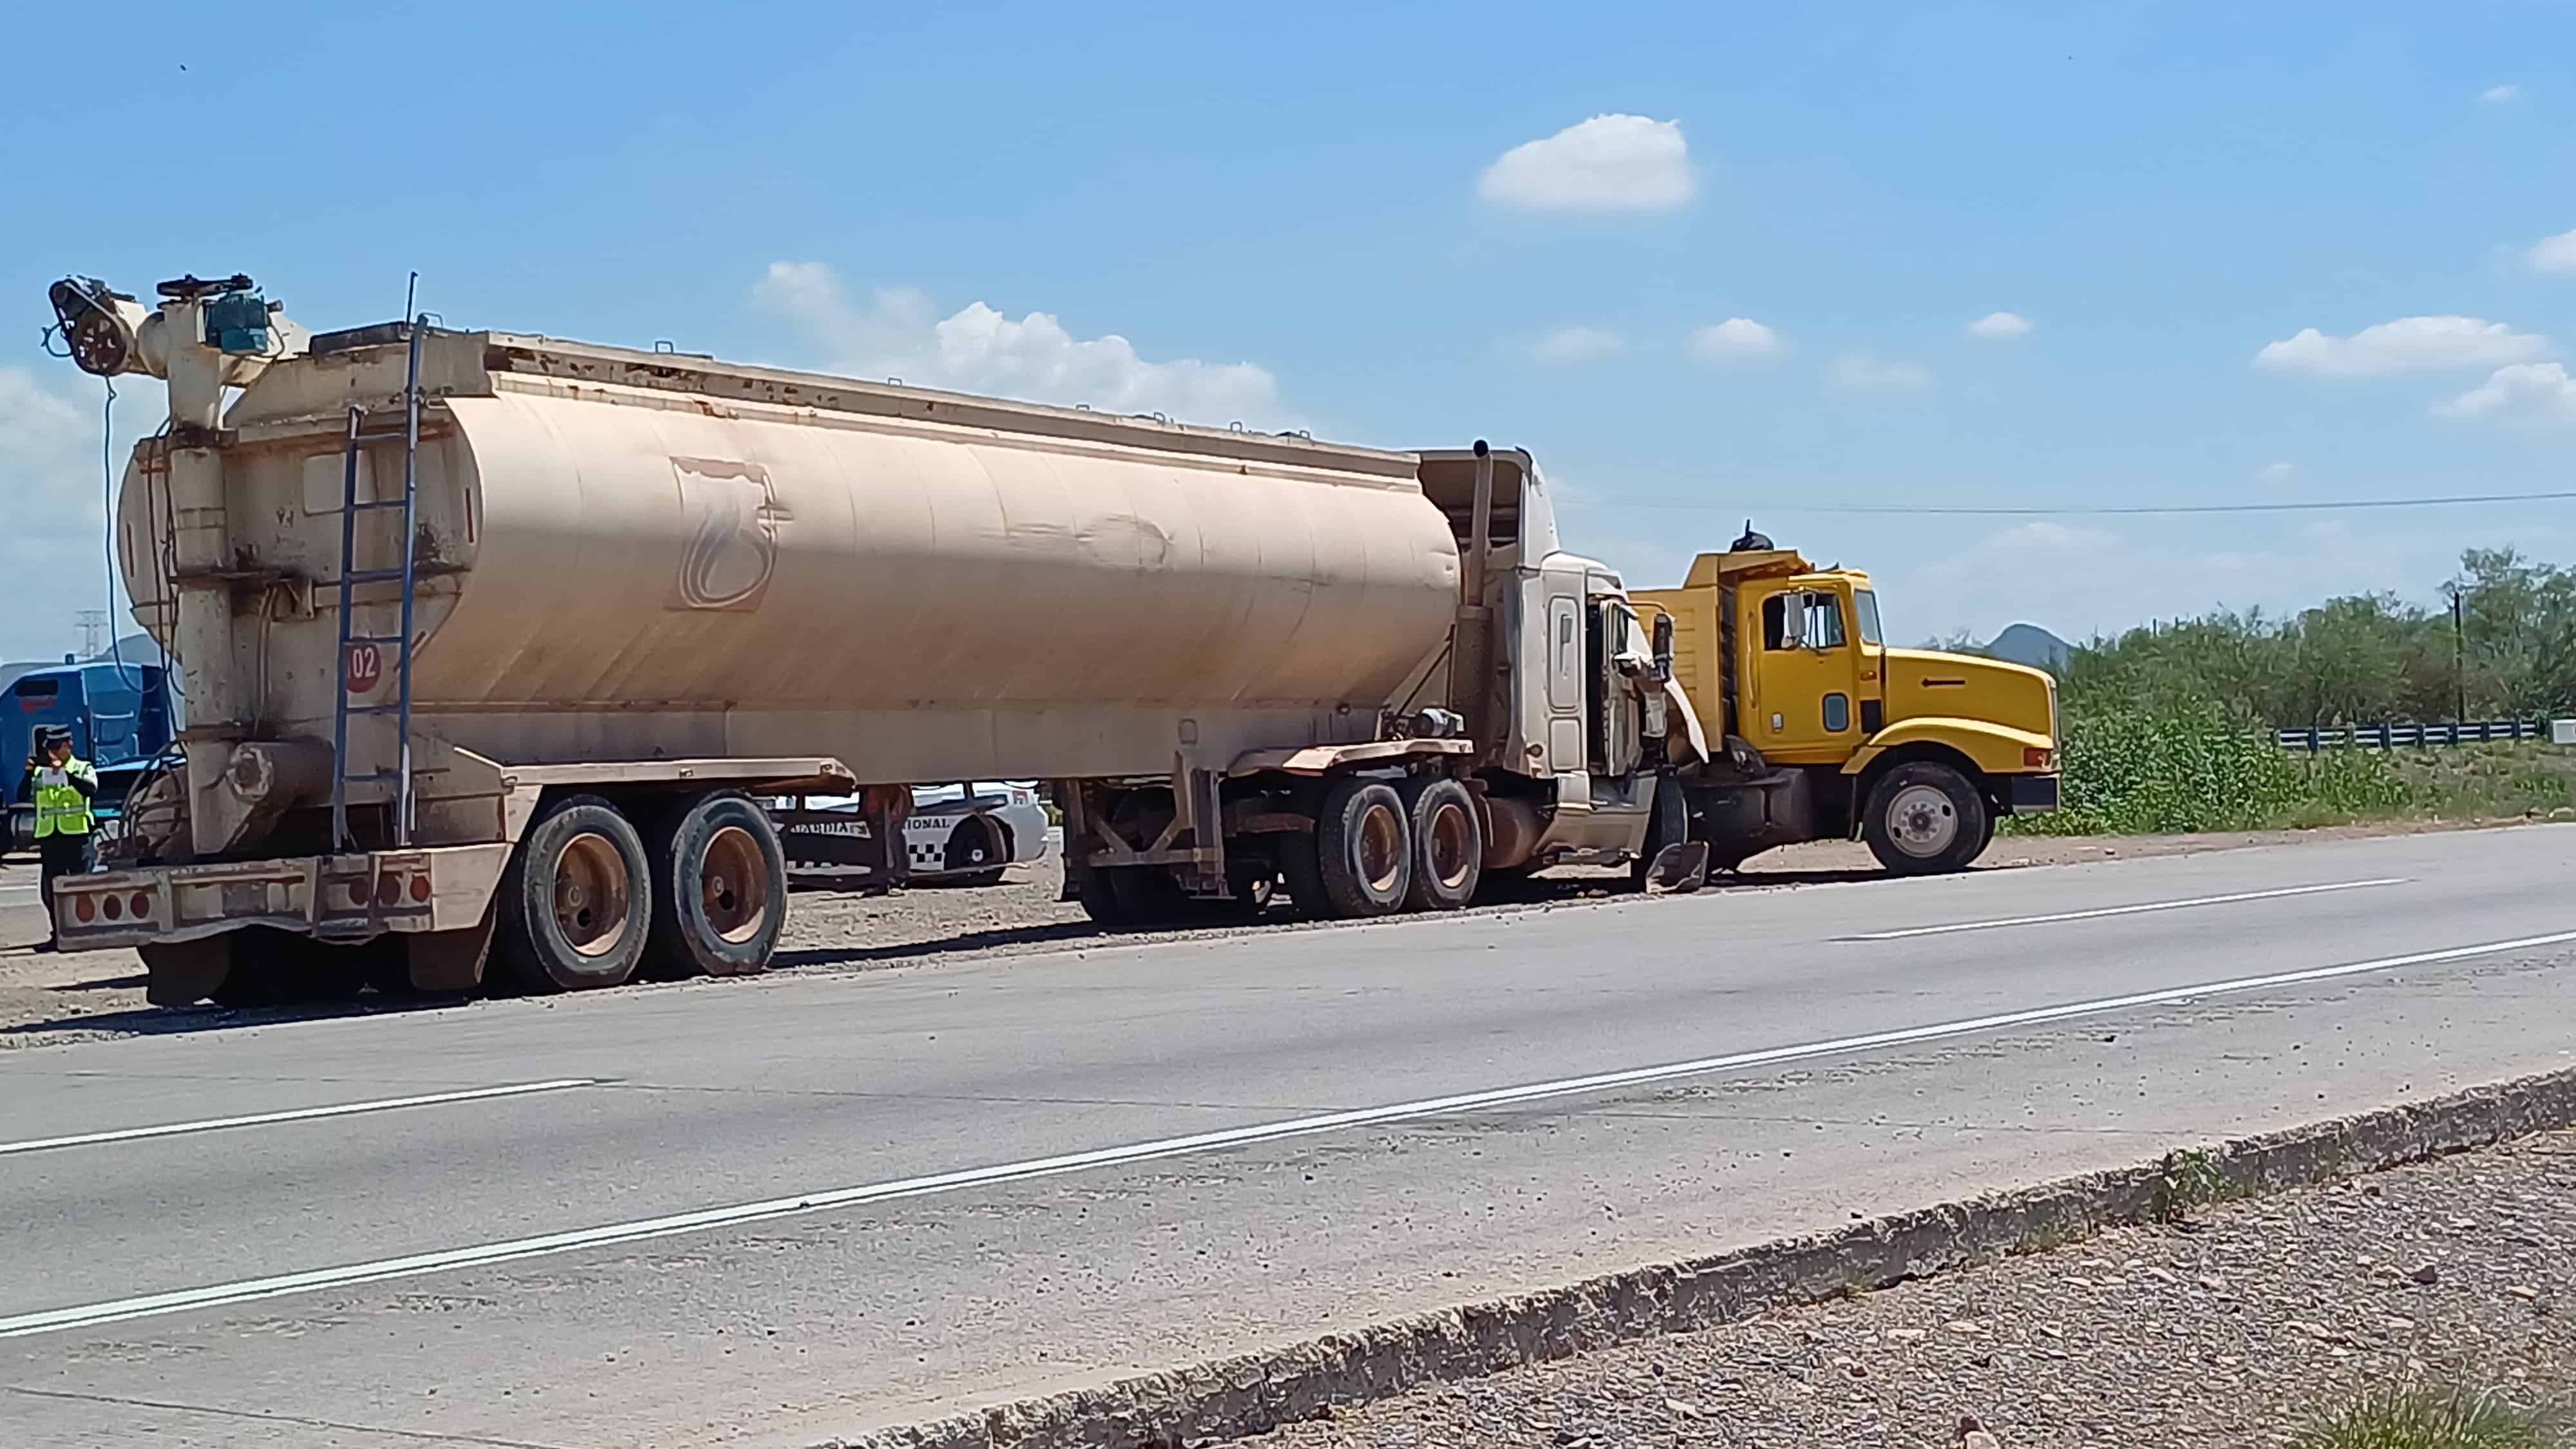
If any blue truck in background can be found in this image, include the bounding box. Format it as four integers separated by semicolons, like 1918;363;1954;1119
5;658;176;851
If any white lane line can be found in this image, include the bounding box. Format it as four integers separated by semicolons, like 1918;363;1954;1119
5;927;2570;1340
0;1079;596;1159
1842;877;2408;941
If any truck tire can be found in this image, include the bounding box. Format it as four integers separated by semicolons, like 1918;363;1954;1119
1280;822;1331;919
1397;776;1481;912
1314;777;1411;919
495;795;652;992
644;791;788;978
1861;762;1989;876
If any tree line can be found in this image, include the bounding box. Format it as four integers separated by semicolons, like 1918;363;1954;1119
2034;547;2574;728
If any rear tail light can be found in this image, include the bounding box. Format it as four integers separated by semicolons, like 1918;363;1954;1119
74;895;95;923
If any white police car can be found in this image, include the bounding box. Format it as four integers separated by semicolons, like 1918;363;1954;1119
775;783;1052;886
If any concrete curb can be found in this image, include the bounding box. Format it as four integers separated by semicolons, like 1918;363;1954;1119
844;1066;2576;1449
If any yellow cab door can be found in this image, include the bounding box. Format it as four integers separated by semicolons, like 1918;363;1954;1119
1740;579;1868;764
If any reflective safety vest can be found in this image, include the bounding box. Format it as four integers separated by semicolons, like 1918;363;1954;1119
32;759;95;838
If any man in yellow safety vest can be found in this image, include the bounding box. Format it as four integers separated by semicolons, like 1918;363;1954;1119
23;726;97;952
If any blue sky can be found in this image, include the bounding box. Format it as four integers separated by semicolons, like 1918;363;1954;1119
4;1;2573;663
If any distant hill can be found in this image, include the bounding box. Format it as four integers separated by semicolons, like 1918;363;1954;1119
1983;623;2073;674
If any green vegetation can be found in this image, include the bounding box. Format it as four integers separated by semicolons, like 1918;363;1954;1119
1996;545;2576;837
2010;705;2407;835
2287;1381;2564;1449
2063;547;2576;727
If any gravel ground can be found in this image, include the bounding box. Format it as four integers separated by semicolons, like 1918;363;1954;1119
0;817;2523;1051
1251;1132;2576;1449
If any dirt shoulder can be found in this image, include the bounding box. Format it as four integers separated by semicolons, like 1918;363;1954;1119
0;813;2535;1052
1252;1129;2576;1449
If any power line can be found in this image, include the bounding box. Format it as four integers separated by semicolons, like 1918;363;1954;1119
1603;488;2576;517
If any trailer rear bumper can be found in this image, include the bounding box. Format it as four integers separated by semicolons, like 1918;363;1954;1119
51;844;512;951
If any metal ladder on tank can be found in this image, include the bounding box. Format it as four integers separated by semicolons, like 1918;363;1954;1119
329;314;428;851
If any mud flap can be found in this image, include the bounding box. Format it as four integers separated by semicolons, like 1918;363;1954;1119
1643;841;1710;895
408;905;498;994
140;936;233;1006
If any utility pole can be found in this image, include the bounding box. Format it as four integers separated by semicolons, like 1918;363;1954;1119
2450;585;2468;724
73;609;108;659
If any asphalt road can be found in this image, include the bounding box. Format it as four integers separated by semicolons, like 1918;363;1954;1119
2;824;2571;1448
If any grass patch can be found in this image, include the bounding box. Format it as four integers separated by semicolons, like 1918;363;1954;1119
2288;1381;2564;1449
2389;742;2576;822
2006;709;2576;838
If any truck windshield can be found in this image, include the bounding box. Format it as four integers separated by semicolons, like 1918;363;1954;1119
1853;589;1884;646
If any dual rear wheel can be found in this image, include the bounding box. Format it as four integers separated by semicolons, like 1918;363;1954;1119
1296;773;1482;921
1077;773;1485;931
495;790;787;992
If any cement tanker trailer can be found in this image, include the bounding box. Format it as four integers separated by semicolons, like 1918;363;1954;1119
44;271;1706;1007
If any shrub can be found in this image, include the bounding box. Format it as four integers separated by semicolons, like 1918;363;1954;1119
2286;1380;2563;1449
2008;705;2409;836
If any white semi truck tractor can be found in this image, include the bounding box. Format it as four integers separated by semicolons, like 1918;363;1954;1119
43;271;1707;1007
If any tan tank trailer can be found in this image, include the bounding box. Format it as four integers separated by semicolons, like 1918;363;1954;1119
44;272;1706;1007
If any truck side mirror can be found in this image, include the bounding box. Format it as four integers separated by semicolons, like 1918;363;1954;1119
1650;612;1674;683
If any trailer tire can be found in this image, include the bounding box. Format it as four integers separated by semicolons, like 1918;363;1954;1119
1313;777;1411;919
1073;866;1132;928
1108;866;1192;925
495;795;652;992
1097;795;1191;927
141;936;232;1007
644;791;787;979
1861;762;1989;876
1280;823;1331;918
1397;776;1481;912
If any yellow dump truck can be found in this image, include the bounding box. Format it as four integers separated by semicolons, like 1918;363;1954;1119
1632;532;2059;875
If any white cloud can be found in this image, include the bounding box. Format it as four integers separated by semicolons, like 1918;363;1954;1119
0;366;156;662
2438;362;2576;423
1965;310;2032;339
1527;326;1624;364
1830;355;1933;390
754;261;1282;425
1989;520;2114;554
2252;316;2550;377
1478;115;1694;214
2257;461;2296;487
1689;319;1781;361
2527;227;2576;275
2481;84;2523;104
